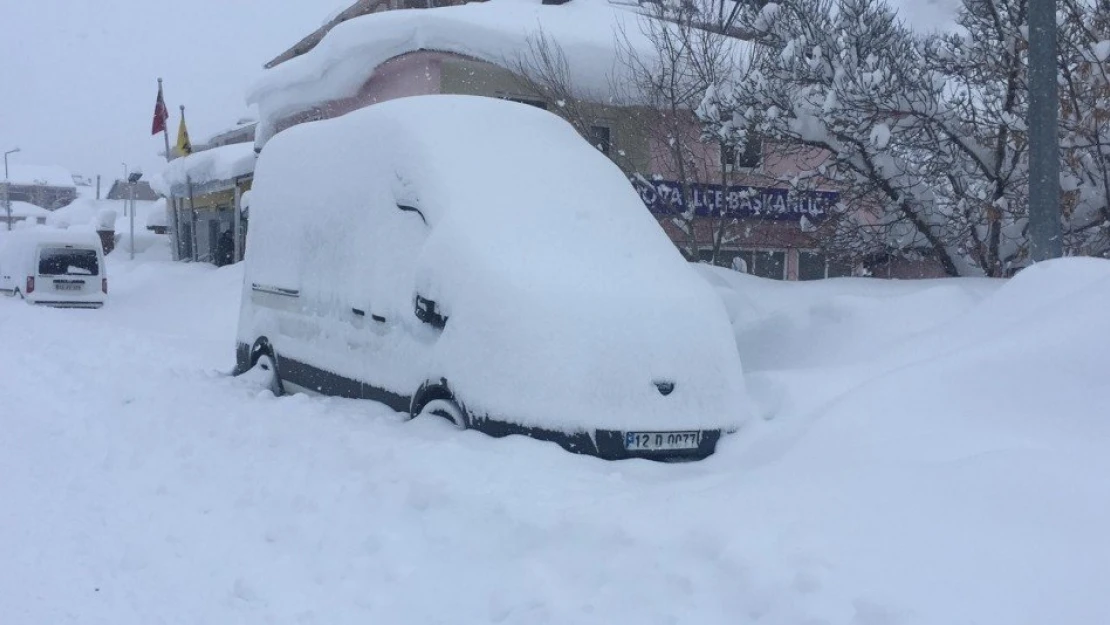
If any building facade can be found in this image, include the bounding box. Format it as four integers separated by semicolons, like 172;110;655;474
160;139;255;266
243;0;944;279
3;164;77;211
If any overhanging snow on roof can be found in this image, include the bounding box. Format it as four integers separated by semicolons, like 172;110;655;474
156;143;257;198
247;0;750;148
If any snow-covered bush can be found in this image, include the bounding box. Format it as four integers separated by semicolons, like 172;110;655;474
706;0;1110;276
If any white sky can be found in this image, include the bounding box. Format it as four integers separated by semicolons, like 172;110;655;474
0;0;959;188
0;0;344;185
888;0;962;34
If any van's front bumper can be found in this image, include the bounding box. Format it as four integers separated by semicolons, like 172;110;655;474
469;417;722;462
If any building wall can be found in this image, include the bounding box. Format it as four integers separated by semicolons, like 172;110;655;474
439;57;654;173
106;181;160;201
263;49;941;281
272;51;445;137
172;180;251;265
2;184;77;210
868;255;950;280
271;51;656;176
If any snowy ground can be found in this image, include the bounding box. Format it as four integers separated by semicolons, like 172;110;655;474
2;241;1108;624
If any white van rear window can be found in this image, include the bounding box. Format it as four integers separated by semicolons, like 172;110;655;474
39;248;99;276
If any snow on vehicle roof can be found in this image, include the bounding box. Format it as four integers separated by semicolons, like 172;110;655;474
156;142;257;196
0;227;102;250
247;95;750;431
0;228;104;281
4;164;75;188
247;0;719;145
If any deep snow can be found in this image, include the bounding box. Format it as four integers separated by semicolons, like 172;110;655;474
1;242;1108;624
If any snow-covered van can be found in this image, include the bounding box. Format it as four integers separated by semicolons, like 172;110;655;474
0;229;108;309
234;95;750;460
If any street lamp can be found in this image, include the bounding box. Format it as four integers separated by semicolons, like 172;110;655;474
121;162;129;215
4;147;21;232
128;169;143;260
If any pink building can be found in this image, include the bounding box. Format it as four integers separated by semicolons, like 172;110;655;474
248;0;945;280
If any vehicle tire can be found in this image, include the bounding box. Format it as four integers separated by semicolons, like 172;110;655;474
246;339;285;397
418;398;467;429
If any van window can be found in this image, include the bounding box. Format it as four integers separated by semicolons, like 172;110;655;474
39;248;99;276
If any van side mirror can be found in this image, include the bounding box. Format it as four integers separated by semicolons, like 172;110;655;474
414;294;447;329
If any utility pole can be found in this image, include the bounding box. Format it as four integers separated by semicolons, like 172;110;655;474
4;147;20;232
121;163;128;216
128;169;143;261
1027;0;1063;261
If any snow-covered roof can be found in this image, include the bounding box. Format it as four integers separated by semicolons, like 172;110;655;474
155;142;257;197
200;115;259;146
247;0;704;144
4;164;75;188
5;201;51;218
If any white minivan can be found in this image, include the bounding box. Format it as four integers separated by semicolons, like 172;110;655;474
0;229;108;309
234;95;750;460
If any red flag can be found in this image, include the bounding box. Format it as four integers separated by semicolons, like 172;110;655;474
152;82;169;135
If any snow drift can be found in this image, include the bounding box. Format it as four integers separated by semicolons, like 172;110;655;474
1;244;1108;623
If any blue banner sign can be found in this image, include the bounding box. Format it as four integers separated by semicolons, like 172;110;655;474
633;179;838;220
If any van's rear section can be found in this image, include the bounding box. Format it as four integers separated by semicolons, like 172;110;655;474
28;244;107;308
0;231;108;309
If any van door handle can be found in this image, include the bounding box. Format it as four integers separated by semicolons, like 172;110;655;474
351;308;366;317
371;314;386;323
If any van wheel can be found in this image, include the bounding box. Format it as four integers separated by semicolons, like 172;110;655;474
418;398;467;429
246;340;284;397
411;383;466;429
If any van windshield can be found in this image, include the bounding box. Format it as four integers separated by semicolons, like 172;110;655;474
38;248;99;276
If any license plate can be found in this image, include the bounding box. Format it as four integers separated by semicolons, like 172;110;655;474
624;431;701;452
55;282;81;291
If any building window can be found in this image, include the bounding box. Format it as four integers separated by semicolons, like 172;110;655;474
589;125;611;155
6;188;31;203
721;135;762;170
702;248;786;280
799;251;854;280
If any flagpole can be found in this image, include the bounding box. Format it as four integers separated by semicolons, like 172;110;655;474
160;78;172;163
158;78;179;260
179;105;188;156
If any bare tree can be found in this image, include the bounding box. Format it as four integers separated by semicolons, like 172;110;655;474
514;2;753;264
613;0;754;263
710;0;1110;277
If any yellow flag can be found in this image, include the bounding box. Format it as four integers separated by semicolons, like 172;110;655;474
176;111;192;157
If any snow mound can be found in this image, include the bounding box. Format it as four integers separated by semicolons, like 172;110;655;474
3;201;51;218
1;252;1108;624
